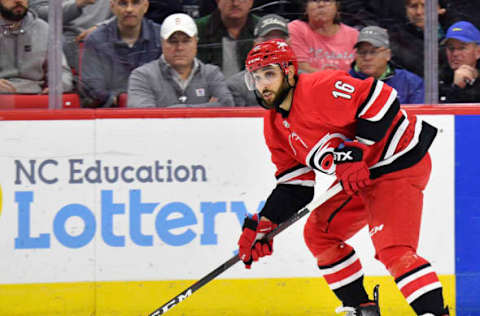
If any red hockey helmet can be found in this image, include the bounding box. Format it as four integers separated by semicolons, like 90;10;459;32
245;39;298;78
245;39;298;91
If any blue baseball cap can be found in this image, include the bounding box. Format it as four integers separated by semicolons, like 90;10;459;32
443;21;480;45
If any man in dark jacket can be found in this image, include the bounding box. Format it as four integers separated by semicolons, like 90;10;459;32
195;0;259;78
439;21;480;103
80;0;162;107
387;0;447;78
349;26;424;104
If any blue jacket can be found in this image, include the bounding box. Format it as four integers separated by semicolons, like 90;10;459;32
349;63;425;104
81;18;162;107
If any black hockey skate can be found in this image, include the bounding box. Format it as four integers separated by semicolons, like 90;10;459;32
335;284;380;316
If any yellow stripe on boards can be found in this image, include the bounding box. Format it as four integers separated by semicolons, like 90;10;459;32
0;276;455;316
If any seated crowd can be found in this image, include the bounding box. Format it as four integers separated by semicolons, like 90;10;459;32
0;0;479;108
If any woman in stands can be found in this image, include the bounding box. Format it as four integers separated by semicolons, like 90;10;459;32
288;0;358;73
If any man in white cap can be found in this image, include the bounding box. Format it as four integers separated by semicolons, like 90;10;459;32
127;13;234;108
227;13;290;106
439;21;480;103
349;25;424;104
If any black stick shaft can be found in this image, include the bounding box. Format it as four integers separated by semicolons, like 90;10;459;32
148;183;342;316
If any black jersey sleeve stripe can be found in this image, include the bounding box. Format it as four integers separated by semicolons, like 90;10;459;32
378;114;406;161
370;121;437;179
356;98;400;143
275;164;309;180
259;184;314;224
356;79;379;118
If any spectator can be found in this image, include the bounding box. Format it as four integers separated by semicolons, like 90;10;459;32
127;13;234;108
195;0;259;79
439;21;480;103
288;0;358;73
388;0;447;77
0;0;72;93
29;0;113;71
377;0;470;31
350;26;424;104
227;13;290;107
80;0;161;107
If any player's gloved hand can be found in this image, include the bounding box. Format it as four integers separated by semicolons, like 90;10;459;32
237;214;277;269
334;141;371;195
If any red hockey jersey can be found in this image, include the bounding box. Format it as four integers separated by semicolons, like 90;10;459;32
264;70;437;187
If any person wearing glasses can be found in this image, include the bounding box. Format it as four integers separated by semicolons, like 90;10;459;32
439;21;480;103
288;0;358;73
195;0;259;79
349;26;424;104
127;13;234;108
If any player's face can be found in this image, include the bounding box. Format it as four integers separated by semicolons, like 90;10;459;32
445;39;480;70
355;42;391;79
216;0;253;21
0;0;28;22
162;32;198;69
111;0;148;29
251;64;288;108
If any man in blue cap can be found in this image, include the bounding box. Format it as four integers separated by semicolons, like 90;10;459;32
439;21;480;103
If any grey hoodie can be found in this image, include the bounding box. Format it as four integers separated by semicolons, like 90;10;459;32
0;11;72;93
127;57;234;108
29;0;112;35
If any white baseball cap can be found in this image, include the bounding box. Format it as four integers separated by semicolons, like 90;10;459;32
161;13;198;40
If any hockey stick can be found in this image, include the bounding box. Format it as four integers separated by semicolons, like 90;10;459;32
148;182;343;316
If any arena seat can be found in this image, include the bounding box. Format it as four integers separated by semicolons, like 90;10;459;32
0;93;81;109
118;93;128;108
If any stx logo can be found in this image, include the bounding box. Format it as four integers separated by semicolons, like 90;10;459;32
334;151;354;162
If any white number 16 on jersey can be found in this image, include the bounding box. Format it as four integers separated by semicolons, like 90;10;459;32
332;81;355;99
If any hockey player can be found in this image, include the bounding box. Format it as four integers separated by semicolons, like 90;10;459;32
237;39;449;316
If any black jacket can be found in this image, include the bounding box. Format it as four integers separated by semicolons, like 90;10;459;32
195;10;260;71
439;61;480;103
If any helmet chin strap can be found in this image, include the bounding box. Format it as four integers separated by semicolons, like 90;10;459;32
255;75;295;118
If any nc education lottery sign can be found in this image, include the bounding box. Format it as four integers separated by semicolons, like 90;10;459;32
0;116;454;285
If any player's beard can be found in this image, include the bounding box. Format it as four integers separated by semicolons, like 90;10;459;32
260;79;290;109
0;3;28;22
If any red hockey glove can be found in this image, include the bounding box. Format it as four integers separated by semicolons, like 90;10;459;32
334;141;371;195
237;214;277;269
